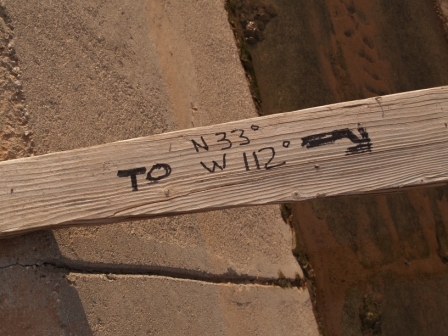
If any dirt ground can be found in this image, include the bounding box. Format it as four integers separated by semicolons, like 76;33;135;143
242;0;448;334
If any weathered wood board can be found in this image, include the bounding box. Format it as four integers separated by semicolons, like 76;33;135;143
1;87;448;237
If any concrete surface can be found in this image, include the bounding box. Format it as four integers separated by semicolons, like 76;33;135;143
0;0;317;335
2;0;301;280
69;274;318;335
0;264;319;336
0;265;91;336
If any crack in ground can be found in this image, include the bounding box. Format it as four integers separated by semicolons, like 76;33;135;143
0;260;306;288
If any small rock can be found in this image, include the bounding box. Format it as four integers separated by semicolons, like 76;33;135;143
245;36;256;45
105;273;117;280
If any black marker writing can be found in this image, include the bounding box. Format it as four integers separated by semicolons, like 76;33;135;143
252;151;261;169
200;154;227;173
258;147;286;169
244;147;285;171
215;132;232;150
345;127;372;154
301;125;372;155
117;167;147;191
146;163;172;182
192;127;254;155
243;152;250;171
191;136;209;153
231;129;250;146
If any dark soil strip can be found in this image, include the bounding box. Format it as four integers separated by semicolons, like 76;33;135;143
227;0;448;335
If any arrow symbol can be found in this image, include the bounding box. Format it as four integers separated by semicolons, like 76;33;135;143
301;124;372;155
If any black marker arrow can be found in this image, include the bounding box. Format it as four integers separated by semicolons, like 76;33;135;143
301;125;372;155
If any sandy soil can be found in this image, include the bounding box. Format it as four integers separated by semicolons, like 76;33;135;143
245;0;448;334
0;7;33;160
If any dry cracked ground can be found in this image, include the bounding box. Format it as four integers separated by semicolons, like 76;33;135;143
1;0;448;335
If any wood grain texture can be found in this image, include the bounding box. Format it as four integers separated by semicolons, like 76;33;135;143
1;87;448;237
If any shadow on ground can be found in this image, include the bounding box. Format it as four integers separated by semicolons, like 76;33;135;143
240;0;448;334
0;231;93;335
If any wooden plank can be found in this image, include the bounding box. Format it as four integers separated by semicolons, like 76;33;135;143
1;86;448;237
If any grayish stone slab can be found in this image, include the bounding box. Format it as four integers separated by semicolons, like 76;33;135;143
69;273;319;336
